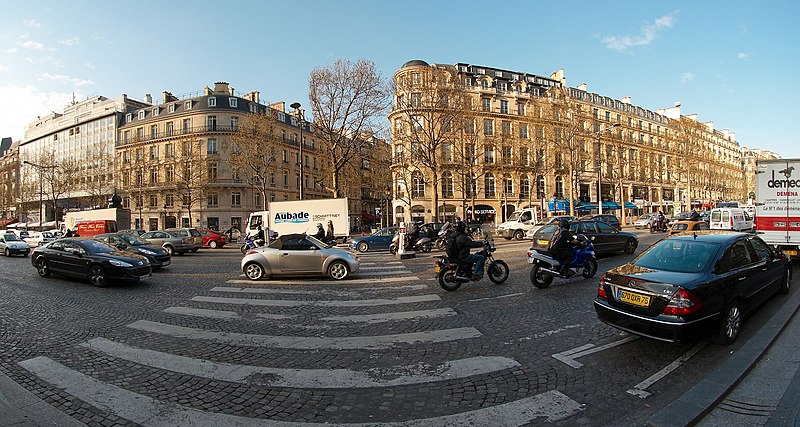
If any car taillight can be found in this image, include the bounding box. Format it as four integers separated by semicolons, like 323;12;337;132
596;273;607;300
245;250;258;256
663;288;702;315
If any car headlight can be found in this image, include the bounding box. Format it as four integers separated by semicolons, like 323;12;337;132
109;259;133;267
139;249;156;256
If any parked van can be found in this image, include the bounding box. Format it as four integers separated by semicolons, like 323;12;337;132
709;208;754;232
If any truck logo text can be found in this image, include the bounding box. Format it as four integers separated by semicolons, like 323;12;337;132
274;211;310;224
767;170;800;189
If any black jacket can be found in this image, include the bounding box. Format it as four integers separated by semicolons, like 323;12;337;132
447;230;484;262
549;228;575;256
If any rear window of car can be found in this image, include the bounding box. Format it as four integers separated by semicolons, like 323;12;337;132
190;229;201;237
633;240;720;273
673;223;688;231
711;211;722;222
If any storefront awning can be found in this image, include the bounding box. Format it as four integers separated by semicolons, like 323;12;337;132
42;221;57;227
624;202;638;209
602;202;621;210
27;222;40;228
5;222;20;228
576;202;597;211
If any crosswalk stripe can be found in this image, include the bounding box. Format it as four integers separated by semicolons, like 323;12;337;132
226;276;420;285
127;320;481;350
210;284;429;296
80;338;517;388
360;261;403;266
20;356;584;426
320;308;457;324
359;266;408;271
352;270;413;276
163;307;240;319
190;294;440;307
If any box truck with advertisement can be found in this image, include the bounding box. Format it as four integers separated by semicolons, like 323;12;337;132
755;159;800;258
61;208;132;237
245;198;350;243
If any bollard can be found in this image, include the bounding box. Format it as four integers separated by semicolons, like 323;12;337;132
396;230;416;259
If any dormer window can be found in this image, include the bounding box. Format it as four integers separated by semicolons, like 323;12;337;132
152;107;159;117
229;98;237;108
126;113;132;122
185;100;192;110
208;97;216;107
138;110;145;120
168;104;175;113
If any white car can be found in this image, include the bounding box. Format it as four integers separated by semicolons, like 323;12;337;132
633;214;654;229
524;215;576;239
0;233;31;257
24;231;59;247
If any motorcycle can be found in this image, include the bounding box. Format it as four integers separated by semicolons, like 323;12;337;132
649;217;668;233
527;234;598;289
389;233;433;254
240;235;266;254
435;225;454;251
435;242;509;291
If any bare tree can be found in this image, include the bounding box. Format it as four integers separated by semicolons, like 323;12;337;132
229;113;280;210
308;59;390;198
35;151;81;228
174;136;207;227
80;141;115;209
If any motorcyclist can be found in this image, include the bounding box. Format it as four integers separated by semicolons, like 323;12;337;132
446;220;486;281
654;211;665;231
690;210;700;221
255;225;265;243
549;219;579;277
313;223;325;240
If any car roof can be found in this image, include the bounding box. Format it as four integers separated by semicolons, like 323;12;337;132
668;231;746;243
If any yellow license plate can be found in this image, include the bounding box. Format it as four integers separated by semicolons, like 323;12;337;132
784;250;798;257
538;240;549;245
617;290;651;307
434;266;440;273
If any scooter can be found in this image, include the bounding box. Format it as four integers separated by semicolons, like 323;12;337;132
389;233;433;254
527;234;598;289
435;242;509;291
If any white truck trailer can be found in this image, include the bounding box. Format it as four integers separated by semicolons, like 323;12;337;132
61;208;132;234
755;158;800;258
245;198;350;242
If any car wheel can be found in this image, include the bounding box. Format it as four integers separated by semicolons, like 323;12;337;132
715;299;743;345
780;267;791;295
624;239;637;254
163;245;174;256
357;242;369;253
35;257;50;277
209;240;218;249
328;261;349;280
513;230;525;240
244;262;265;281
88;265;107;287
3;248;8;257
191;248;199;253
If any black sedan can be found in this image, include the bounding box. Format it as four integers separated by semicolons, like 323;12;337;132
594;232;790;344
531;220;638;255
31;238;152;287
94;233;171;269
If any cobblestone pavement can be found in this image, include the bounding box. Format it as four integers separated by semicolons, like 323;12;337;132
0;231;796;426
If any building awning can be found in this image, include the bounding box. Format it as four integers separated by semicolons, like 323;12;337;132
27;222;40;228
624;202;638;209
6;222;20;228
576;202;597;211
42;221;57;228
602;202;621;210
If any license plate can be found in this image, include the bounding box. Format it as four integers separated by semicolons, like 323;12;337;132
784;250;798;257
617;290;651;307
537;240;549;246
140;273;152;280
434;266;440;273
527;256;535;264
163;260;170;266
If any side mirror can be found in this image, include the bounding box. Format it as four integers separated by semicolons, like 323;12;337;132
71;250;82;257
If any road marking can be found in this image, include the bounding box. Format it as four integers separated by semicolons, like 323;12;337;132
353;270;413;276
506;325;583;344
553;336;639;368
163;307;241;319
211;284;429;296
360;266;408;271
127;320;481;350
320;308;457;324
190;294;441;307
627;342;706;398
20;356;584;425
80;338;516;388
227;276;421;285
360;261;403;266
467;293;525;302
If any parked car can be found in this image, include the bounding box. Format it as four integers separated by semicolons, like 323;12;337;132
530;220;638;255
119;229;146;237
23;230;59;247
349;226;400;252
3;229;31;240
524;215;577;239
31;238;151;287
633;214;655;229
139;230;193;256
1;232;30;257
668;220;710;236
198;229;228;249
580;214;621;230
595;232;790;344
242;233;360;281
668;212;693;227
166;228;203;252
94;233;171;269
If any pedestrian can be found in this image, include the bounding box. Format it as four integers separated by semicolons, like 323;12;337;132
64;229;74;237
326;220;335;243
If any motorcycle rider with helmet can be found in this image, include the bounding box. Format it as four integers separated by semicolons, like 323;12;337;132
446;220;487;281
549;219;579;277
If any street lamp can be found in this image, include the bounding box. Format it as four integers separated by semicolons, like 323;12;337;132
289;102;305;200
594;123;620;215
23;160;56;231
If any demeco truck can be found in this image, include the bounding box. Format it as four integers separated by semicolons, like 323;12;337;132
755;158;800;259
245;198;350;243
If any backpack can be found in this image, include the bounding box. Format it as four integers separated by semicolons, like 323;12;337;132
446;233;461;259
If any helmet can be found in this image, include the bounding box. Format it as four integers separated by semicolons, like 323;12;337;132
317;223;323;228
559;219;570;230
455;220;467;233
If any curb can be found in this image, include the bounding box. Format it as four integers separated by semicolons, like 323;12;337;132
646;274;800;427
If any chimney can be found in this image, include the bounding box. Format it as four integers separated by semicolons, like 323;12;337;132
577;82;587;92
269;101;285;112
243;91;260;104
622;96;631;104
214;82;230;94
163;91;177;103
204;86;212;96
144;93;152;104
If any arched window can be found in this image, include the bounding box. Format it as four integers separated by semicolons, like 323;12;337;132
555;176;564;198
441;172;454;198
484;173;496;198
411;171;425;198
520;175;530;198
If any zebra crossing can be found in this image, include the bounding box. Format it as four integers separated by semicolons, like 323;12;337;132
17;251;586;425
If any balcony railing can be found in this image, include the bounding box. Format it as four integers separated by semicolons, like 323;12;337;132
119;125;238;146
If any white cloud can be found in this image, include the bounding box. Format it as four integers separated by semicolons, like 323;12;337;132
58;37;80;46
737;52;749;60
681;72;695;82
602;12;677;52
0;84;78;140
40;72;94;86
20;40;44;50
85;62;95;69
0;64;8;71
22;19;42;28
3;47;17;54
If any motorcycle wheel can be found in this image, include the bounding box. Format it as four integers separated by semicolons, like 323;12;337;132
487;260;509;284
421;243;432;253
530;264;554;289
582;258;598;279
438;266;462;291
389;244;397;255
436;240;446;251
240;244;248;254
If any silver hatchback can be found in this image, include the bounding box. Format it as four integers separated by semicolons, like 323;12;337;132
139;230;194;256
241;234;360;281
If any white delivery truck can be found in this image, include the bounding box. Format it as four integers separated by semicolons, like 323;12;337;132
755;158;800;258
245;198;350;243
495;207;538;240
61;208;132;234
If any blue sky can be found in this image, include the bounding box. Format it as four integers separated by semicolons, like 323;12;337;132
2;1;798;157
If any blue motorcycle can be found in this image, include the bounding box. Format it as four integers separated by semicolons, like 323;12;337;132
527;234;598;288
240;235;265;254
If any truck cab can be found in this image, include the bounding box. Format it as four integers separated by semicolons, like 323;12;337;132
496;208;537;240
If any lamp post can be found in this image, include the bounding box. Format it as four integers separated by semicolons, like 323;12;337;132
23;160;56;231
289;102;305;200
594;123;620;215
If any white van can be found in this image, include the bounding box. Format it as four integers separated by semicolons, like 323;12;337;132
709;208;754;232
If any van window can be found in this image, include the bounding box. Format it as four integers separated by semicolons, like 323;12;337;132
711;211;722;222
722;211;730;222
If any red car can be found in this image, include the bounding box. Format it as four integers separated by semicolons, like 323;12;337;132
199;229;228;249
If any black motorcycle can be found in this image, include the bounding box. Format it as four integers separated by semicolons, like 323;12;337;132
435;242;509;291
649;217;668;233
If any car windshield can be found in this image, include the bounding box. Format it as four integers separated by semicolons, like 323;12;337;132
633;239;720;273
82;239;117;254
3;233;20;241
507;212;521;221
673;223;689;231
119;234;148;246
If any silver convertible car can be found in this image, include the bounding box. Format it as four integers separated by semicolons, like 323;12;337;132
241;233;360;281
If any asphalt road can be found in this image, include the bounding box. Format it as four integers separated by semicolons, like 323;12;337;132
0;229;796;426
